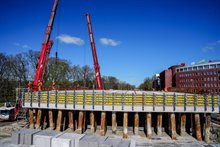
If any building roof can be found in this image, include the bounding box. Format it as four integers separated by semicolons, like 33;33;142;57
176;61;220;72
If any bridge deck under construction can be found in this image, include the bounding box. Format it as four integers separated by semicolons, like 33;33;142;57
20;89;220;143
22;90;220;113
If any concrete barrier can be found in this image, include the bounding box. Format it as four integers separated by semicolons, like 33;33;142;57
11;128;40;145
33;130;64;147
51;133;85;147
79;135;107;147
24;129;41;145
100;137;122;147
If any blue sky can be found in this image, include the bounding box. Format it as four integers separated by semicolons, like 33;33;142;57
0;0;220;86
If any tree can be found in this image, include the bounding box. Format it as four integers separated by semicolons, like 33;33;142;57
80;65;95;88
44;58;71;87
139;77;153;90
25;50;40;80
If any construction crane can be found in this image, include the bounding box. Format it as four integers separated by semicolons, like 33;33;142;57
33;0;58;90
86;13;103;90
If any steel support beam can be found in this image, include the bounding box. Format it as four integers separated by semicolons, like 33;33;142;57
112;112;117;134
56;110;62;131
76;111;84;134
100;112;106;136
29;109;34;129
205;114;211;143
180;113;186;136
123;112;128;139
157;113;162;135
195;114;202;141
48;110;54;129
35;109;42;129
170;113;177;140
134;112;139;135
68;111;74;130
146;113;152;139
90;111;95;133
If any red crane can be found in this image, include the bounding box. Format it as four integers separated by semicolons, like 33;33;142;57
33;0;58;89
86;13;103;90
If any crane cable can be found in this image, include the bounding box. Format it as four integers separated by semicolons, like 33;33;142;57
55;0;61;65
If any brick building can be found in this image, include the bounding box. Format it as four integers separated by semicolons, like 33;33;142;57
154;61;220;94
175;61;220;93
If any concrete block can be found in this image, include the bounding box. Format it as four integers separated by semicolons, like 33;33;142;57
11;131;20;145
118;140;130;147
11;128;30;145
24;129;41;145
79;135;107;147
130;139;136;147
73;134;86;147
33;130;63;147
100;137;121;147
99;144;112;147
79;135;94;147
51;133;77;147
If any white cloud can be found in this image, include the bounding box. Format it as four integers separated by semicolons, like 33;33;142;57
202;40;220;52
56;34;84;46
14;42;32;49
99;38;120;46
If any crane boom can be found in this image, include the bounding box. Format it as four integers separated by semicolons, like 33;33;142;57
33;0;58;88
86;13;103;90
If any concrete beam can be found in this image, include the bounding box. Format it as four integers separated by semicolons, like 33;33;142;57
195;114;202;141
134;112;139;135
100;112;106;136
180;113;186;136
157;113;162;135
205;114;211;143
146;113;152;139
90;111;95;133
112;112;117;134
29;109;34;129
123;112;128;139
170;113;177;140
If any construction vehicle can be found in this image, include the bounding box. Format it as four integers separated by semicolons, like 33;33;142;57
32;0;58;91
31;2;102;90
0;102;21;121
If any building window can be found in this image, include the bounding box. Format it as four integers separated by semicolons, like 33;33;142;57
198;66;203;70
180;68;183;72
210;64;216;68
204;65;209;69
193;67;197;70
188;67;192;71
214;77;217;81
184;68;187;71
177;69;179;72
217;64;220;68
